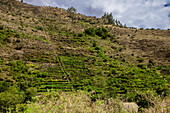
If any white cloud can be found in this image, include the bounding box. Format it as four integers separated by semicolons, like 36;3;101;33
24;0;170;29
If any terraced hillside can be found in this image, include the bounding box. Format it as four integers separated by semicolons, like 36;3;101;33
0;0;169;112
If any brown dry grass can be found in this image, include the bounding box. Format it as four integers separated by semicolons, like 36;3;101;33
24;91;169;113
25;91;128;113
0;0;169;66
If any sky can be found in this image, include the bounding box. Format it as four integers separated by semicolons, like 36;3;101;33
23;0;170;29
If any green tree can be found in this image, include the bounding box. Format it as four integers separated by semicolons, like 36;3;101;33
67;6;77;13
102;12;125;27
102;12;115;25
67;6;77;20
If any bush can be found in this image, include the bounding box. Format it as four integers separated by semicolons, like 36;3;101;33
0;32;10;44
67;6;77;13
109;63;118;68
110;68;118;74
0;81;11;92
95;27;107;37
148;59;155;66
84;27;95;36
25;87;37;101
36;26;43;31
102;12;124;27
0;25;3;30
102;12;114;24
95;46;100;50
137;57;144;63
95;27;109;39
92;41;97;47
0;86;24;112
67;6;77;19
137;64;145;68
77;33;83;37
16;104;27;113
125;91;159;109
84;27;110;39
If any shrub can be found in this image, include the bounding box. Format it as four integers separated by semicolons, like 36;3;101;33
109;63;118;68
67;6;77;13
84;27;95;36
137;57;144;63
125;91;160;110
95;27;107;37
95;46;100;50
110;68;118;74
149;59;154;65
137;64;146;69
84;27;110;39
0;86;24;112
36;26;43;31
92;41;97;47
25;87;37;101
139;28;144;30
77;33;83;37
0;32;10;44
16;104;27;113
95;27;109;39
67;6;77;19
102;12;115;24
0;25;3;30
102;12;124;27
0;81;11;92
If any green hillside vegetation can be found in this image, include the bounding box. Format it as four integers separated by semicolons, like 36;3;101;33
0;0;169;112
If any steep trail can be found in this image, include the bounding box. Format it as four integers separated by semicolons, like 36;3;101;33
37;12;74;92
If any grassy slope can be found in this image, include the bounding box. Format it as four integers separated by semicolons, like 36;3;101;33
0;0;169;112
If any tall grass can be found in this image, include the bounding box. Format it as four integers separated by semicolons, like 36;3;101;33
25;91;169;113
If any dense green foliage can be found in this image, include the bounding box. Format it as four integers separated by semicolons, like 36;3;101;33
0;25;11;44
0;60;43;111
84;27;111;39
102;12;125;27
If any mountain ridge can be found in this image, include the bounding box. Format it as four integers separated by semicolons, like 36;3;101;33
0;0;169;112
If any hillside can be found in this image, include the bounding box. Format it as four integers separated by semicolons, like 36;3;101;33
0;0;169;112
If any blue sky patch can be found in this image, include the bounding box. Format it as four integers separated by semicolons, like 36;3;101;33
164;3;170;7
